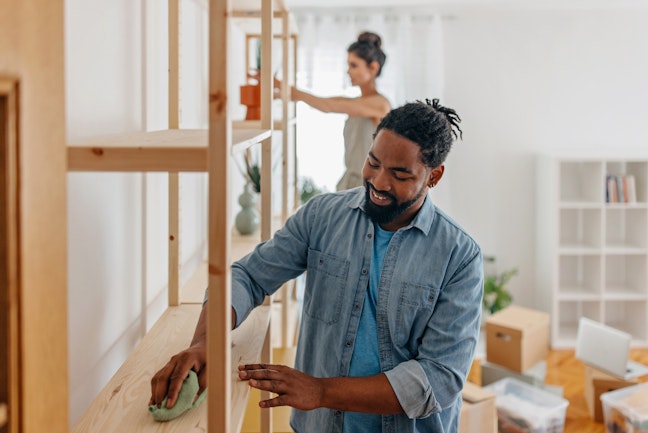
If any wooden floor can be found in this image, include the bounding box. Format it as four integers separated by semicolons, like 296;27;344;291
469;348;648;433
544;348;648;433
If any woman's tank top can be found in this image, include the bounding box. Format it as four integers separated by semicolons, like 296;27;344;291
336;116;376;191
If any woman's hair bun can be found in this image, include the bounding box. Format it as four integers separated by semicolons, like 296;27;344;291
357;31;382;49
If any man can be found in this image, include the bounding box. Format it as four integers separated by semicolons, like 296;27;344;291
150;99;483;433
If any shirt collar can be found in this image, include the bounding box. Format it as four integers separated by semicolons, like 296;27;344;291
348;187;436;235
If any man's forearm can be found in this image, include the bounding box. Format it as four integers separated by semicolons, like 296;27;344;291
320;374;403;414
189;304;237;347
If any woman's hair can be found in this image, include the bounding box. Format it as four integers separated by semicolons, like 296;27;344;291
347;31;387;77
374;99;463;169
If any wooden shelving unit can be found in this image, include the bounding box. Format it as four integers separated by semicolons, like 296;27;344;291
66;0;298;432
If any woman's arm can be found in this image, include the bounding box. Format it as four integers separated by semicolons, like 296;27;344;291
292;87;390;120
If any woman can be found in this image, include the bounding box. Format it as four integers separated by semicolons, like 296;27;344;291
289;31;391;191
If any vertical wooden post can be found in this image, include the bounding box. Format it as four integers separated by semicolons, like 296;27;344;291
260;1;274;432
0;77;20;433
208;0;232;432
292;35;299;211
168;0;181;306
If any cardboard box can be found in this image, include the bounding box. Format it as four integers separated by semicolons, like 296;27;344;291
584;365;638;422
459;381;497;433
485;305;549;372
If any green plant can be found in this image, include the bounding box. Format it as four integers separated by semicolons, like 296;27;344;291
235;151;261;193
483;266;518;315
245;155;261;193
299;177;325;204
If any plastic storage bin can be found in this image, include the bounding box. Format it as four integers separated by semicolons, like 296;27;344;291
484;377;569;433
601;382;648;433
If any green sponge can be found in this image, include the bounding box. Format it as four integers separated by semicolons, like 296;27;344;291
148;370;207;422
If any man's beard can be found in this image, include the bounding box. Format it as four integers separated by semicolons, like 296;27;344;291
363;182;423;225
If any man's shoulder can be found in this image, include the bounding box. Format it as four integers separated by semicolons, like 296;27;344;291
431;205;480;249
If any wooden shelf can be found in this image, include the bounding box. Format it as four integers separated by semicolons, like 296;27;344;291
67;128;271;172
0;403;7;428
70;304;271;433
233;117;296;131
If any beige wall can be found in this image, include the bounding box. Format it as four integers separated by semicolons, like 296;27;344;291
0;1;68;432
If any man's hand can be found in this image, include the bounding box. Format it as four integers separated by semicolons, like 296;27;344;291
238;364;324;411
149;344;207;409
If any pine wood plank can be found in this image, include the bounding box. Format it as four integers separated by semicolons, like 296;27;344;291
67;129;271;172
71;304;271;433
0;403;7;428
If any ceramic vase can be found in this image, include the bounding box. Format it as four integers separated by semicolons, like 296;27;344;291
235;182;260;235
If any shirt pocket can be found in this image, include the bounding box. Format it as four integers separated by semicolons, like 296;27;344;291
304;248;350;324
394;282;439;346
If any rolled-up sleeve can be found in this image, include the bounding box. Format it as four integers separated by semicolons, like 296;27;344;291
384;359;436;419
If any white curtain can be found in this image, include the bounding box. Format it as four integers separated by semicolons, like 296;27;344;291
292;8;445;194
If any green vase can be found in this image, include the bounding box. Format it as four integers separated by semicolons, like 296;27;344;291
235;182;260;235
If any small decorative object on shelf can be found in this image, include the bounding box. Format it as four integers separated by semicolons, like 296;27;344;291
240;39;261;120
235;181;260;235
240;78;260;120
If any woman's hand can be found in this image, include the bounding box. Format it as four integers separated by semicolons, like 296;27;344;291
238;363;324;411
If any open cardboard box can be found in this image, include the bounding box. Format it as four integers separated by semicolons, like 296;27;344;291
460;381;497;433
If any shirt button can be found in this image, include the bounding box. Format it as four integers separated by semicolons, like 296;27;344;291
367;233;373;239
361;269;368;275
346;340;352;347
354;304;360;311
335;410;342;416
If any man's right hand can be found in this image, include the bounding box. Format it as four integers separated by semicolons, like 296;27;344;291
149;343;207;409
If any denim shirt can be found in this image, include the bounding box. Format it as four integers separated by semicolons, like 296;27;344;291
230;187;483;433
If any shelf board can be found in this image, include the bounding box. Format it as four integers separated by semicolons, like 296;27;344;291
557;291;601;301
67;128;271;172
0;403;6;428
559;201;603;209
233;117;295;131
71;303;271;433
602;291;648;301
604;246;648;255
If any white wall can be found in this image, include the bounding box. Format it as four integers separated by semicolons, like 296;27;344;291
438;5;648;306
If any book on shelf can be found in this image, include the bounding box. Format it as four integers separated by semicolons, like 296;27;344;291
626;174;637;203
605;174;637;204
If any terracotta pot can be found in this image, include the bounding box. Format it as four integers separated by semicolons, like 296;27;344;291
240;84;261;120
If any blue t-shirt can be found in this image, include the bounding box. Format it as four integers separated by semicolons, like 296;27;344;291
343;223;395;433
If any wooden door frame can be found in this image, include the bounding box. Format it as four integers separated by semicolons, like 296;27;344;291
0;76;21;433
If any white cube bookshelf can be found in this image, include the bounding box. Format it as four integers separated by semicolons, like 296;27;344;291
537;153;648;348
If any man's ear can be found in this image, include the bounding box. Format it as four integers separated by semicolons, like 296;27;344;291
428;165;445;188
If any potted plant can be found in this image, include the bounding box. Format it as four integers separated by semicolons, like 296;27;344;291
299;176;325;204
482;256;517;316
